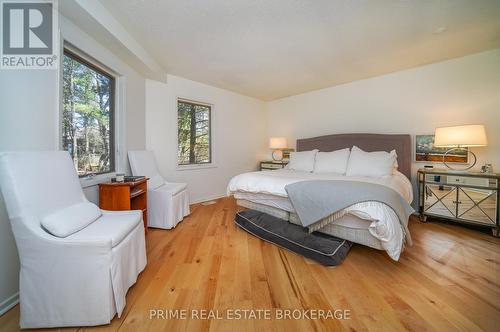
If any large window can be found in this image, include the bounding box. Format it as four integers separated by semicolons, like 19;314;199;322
62;49;115;176
177;99;212;165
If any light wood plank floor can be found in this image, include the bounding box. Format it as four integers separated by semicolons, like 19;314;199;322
1;197;499;331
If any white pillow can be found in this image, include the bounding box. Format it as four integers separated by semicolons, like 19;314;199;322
288;149;318;172
314;148;350;174
346;146;397;177
148;175;165;190
42;202;102;238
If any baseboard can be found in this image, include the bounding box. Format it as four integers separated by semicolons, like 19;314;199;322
190;193;227;205
0;292;19;316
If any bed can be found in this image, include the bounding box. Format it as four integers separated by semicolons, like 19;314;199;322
228;133;413;260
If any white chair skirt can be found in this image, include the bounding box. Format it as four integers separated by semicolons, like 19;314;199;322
148;185;190;229
17;219;146;328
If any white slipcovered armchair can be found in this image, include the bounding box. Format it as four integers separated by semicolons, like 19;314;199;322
128;151;190;229
0;151;147;329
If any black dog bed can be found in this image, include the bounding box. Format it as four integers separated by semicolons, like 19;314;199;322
235;210;352;266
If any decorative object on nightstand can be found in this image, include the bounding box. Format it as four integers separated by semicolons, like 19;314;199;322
281;148;294;162
433;124;488;171
115;173;125;182
269;137;288;161
261;160;288;171
99;177;149;231
481;163;494;173
418;168;499;236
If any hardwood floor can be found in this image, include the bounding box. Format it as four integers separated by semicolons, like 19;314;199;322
1;197;499;331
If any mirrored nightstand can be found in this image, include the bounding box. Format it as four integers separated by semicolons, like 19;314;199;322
417;168;499;236
260;160;288;171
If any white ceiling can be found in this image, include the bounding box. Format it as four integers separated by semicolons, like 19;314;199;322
99;0;500;100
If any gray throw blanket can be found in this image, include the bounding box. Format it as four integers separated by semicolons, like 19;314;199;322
285;180;414;235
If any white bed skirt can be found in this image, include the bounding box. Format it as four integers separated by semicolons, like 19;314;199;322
236;199;384;250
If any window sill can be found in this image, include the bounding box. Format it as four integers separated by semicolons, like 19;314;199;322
176;164;217;171
79;172;115;188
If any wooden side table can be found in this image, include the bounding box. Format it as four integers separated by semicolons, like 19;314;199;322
99;178;148;231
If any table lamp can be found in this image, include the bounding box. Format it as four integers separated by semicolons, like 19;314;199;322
269;137;287;161
433;124;487;171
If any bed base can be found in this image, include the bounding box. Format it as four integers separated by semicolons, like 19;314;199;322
236;199;384;250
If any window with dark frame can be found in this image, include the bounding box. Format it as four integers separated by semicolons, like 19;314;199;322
62;48;115;176
177;100;212;165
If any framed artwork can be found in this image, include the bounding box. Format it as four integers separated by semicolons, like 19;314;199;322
415;135;468;163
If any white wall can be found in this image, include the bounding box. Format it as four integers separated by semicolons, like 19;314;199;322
0;14;146;313
0;68;59;314
267;49;500;203
146;75;268;203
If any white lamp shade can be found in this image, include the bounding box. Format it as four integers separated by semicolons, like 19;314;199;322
269;137;287;149
434;125;488;147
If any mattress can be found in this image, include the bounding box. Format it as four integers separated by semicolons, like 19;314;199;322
234;192;294;212
234;190;383;226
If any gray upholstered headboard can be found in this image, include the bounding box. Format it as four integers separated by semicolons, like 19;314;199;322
296;133;412;179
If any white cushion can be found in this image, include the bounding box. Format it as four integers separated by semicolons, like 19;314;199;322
346;146;397;177
288;149;318;172
68;210;142;247
42;202;101;238
148;175;165;190
314;148;350;174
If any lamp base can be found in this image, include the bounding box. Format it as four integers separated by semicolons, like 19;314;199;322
443;147;476;171
272;149;283;161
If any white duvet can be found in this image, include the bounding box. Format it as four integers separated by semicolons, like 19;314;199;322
227;169;413;260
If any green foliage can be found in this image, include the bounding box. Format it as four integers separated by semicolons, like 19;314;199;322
62;53;113;175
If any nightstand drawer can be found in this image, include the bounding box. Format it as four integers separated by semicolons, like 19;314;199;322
425;174;496;189
447;175;491;188
262;163;284;170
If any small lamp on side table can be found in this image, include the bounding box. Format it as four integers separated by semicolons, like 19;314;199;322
269;137;288;161
434;124;488;171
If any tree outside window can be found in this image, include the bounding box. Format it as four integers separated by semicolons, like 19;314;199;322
177;100;211;165
62;49;115;176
